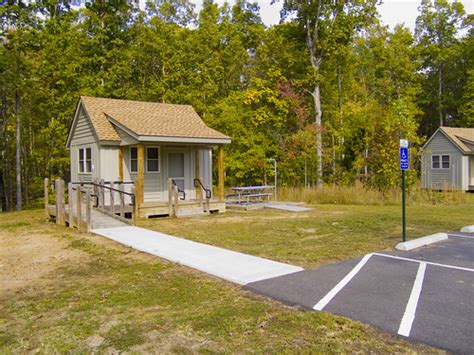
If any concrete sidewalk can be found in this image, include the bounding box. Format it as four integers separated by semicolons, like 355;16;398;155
92;226;303;285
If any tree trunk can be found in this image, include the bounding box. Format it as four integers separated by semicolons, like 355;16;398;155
304;4;324;188
438;64;443;127
1;94;8;210
15;90;21;211
337;64;344;159
312;83;323;187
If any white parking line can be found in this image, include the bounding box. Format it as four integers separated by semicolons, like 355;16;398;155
398;262;427;337
313;253;373;311
448;233;474;240
373;253;474;273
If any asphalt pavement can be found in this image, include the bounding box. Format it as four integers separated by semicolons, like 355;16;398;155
245;232;474;354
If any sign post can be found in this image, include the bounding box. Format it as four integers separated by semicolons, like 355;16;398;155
400;139;409;242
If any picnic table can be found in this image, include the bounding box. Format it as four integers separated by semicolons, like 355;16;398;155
230;185;274;204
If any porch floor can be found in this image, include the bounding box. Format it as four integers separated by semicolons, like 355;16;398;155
139;199;226;218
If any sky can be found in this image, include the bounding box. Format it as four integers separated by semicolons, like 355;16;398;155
191;0;474;32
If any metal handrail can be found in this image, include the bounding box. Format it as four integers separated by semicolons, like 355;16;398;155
71;181;135;197
171;179;186;200
194;178;212;199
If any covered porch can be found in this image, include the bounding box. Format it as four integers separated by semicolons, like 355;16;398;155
119;143;227;218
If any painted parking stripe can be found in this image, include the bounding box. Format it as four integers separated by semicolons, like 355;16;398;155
448;233;474;240
398;262;427;337
313;253;373;311
373;253;474;273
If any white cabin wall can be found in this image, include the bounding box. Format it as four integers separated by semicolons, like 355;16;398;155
461;155;468;190
100;146;119;182
199;148;213;193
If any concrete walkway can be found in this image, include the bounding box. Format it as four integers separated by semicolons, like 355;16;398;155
92;226;303;285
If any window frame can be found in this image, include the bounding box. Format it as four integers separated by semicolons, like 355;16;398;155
78;147;92;174
146;146;160;173
431;154;450;170
130;146;138;174
441;154;450;169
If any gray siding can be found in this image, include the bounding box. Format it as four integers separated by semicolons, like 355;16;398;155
422;131;466;190
72;107;95;142
69;107;99;183
123;145;164;201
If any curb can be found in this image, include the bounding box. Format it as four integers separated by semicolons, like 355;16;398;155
460;225;474;233
396;233;448;251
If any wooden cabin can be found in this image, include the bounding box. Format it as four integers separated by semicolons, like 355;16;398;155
421;127;474;191
66;96;231;217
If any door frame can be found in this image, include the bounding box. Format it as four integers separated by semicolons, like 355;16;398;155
164;148;191;200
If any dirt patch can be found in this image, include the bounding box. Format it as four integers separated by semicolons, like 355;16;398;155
0;229;87;300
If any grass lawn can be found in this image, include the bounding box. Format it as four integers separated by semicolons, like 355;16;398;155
0;209;445;353
139;201;474;268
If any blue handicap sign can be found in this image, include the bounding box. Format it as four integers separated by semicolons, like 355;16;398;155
400;147;409;170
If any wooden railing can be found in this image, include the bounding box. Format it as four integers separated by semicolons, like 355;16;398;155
72;179;136;224
44;178;136;233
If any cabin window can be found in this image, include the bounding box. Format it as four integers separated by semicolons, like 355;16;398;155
78;147;92;173
432;155;450;169
441;155;450;169
130;147;138;173
146;147;160;173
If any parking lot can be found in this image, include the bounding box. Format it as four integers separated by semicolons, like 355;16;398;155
245;232;474;354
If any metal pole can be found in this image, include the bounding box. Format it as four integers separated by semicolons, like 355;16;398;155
402;170;406;242
274;159;277;201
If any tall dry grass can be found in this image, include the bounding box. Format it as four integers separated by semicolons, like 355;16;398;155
278;183;470;206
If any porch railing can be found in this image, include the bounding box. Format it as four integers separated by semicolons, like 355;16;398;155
44;178;136;233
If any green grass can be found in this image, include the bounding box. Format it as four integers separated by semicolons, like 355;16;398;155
140;202;474;268
0;209;440;353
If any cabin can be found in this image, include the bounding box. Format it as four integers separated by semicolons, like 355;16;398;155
66;96;231;217
421;127;474;191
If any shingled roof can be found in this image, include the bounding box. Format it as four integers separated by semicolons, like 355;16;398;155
68;96;231;145
438;127;474;154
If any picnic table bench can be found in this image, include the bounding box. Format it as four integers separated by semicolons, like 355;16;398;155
229;185;274;204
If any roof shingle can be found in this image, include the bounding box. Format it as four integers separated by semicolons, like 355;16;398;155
79;96;230;143
440;127;474;154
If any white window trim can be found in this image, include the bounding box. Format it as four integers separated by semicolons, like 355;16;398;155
130;146;138;174
146;146;160;173
441;154;450;169
78;147;92;174
431;154;450;170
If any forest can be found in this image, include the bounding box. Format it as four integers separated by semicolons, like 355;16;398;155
0;0;473;211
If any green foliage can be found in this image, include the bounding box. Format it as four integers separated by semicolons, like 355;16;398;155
0;0;472;210
415;0;469;133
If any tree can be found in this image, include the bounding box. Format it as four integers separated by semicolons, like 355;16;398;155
1;0;38;210
280;0;378;186
415;0;466;131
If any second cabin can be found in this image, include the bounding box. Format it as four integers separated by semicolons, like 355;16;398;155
66;96;231;218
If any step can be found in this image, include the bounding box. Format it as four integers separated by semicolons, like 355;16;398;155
176;207;209;218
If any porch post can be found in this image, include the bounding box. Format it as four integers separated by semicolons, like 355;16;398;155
218;145;225;201
118;146;124;181
195;148;201;201
136;143;144;206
